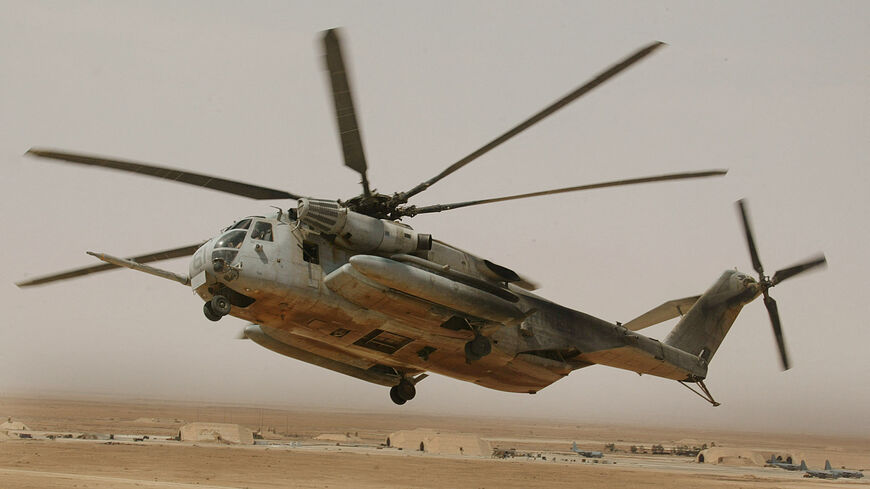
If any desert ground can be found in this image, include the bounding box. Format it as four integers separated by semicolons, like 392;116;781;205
1;396;867;489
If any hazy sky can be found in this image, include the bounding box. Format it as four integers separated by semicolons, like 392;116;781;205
2;1;868;436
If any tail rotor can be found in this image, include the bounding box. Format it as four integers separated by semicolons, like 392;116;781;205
736;199;827;370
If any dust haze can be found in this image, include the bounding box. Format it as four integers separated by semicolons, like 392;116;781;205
1;1;868;436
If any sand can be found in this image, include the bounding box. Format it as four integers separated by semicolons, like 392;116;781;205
0;396;867;489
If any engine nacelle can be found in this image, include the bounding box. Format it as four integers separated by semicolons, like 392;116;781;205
297;198;432;254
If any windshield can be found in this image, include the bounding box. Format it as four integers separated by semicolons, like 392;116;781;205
215;230;247;249
230;219;252;230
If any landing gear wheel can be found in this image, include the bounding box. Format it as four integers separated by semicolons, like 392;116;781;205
470;335;492;357
203;302;222;322
211;295;231;316
396;380;416;401
389;386;406;405
465;335;492;362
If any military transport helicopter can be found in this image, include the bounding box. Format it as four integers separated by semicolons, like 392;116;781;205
18;29;826;406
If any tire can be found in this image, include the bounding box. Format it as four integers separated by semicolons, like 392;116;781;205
464;341;478;362
211;295;231;316
203;302;222;322
389;386;406;405
470;335;492;357
396;381;416;401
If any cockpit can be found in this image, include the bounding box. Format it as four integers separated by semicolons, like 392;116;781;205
212;218;274;271
216;229;247;250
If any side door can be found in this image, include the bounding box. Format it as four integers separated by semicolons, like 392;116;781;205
287;229;323;289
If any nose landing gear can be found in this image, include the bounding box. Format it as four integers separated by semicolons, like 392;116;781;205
203;295;231;321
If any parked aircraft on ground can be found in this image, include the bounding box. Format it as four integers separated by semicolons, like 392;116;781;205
766;455;806;471
824;460;864;479
571;442;603;458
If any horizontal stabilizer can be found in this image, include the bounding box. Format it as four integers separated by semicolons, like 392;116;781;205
624;295;700;331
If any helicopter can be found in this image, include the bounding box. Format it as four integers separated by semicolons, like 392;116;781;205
17;29;826;406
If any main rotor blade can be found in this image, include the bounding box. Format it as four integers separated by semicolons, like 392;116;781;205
736;199;764;276
399;41;666;202
763;294;791;370
771;254;827;286
26;149;299;200
16;242;205;287
410;169;726;215
323;28;371;196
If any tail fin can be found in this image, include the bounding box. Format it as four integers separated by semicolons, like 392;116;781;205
800;460;807;471
664;271;752;363
825;460;832;470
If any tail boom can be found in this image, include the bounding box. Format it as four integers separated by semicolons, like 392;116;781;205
580;270;759;383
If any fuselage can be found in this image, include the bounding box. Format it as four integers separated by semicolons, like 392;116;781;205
187;212;761;394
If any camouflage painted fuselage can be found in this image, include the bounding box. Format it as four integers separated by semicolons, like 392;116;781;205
189;212;760;394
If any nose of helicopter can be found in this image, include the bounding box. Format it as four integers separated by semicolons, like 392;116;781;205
188;238;215;292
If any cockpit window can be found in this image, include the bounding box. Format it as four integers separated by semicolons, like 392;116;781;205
251;221;273;241
230;219;252;230
215;230;247;249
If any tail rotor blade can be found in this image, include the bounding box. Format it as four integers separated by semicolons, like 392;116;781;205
323;28;371;196
772;254;827;286
735;199;826;371
764;294;791;370
736;199;765;276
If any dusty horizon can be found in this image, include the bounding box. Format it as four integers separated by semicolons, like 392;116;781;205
4;397;866;488
2;1;868;438
3;389;867;440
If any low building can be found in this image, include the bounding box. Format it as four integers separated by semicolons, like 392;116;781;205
386;428;490;456
314;433;363;443
178;422;254;445
0;419;30;431
697;447;797;467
